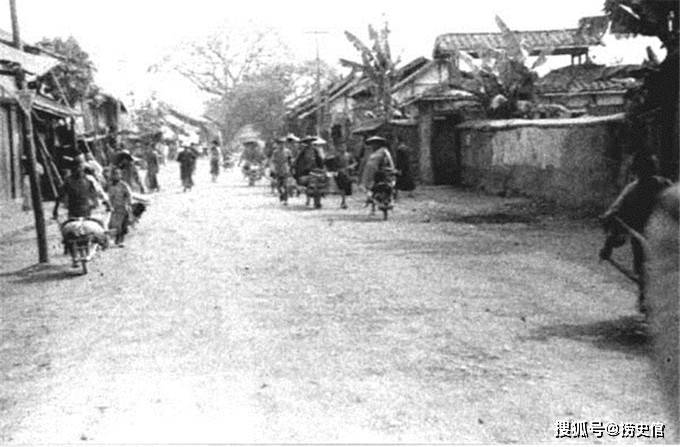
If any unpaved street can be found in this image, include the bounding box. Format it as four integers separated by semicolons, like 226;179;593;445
0;161;670;443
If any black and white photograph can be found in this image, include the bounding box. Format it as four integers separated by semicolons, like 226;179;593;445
0;0;678;443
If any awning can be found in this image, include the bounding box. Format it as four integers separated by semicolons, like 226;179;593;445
0;41;60;75
350;118;416;134
33;95;80;117
0;73;79;117
351;118;384;134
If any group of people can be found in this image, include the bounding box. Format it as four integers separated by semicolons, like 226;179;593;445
175;141;224;191
52;142;162;250
242;132;415;209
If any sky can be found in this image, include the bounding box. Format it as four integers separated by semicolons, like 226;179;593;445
0;0;663;116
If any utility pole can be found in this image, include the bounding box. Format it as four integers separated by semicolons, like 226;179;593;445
305;30;328;136
10;0;49;263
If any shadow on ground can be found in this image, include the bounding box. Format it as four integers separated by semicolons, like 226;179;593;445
316;212;386;223
523;315;650;356
0;263;82;285
441;212;538;224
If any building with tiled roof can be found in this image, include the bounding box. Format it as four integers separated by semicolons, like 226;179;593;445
535;63;643;115
433;15;609;64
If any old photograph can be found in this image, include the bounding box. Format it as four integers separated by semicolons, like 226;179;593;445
0;0;678;443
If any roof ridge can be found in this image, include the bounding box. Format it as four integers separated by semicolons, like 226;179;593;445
437;28;580;37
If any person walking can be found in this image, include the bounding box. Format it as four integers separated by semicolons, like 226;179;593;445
145;146;161;192
209;140;222;182
107;167;133;247
270;136;294;205
177;145;197;192
599;152;673;313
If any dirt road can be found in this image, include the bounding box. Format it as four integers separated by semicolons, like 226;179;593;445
0;160;672;443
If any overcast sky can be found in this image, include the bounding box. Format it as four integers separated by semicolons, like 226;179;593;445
0;0;663;116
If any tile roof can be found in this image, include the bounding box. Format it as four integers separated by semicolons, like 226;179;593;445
434;28;603;59
536;63;643;94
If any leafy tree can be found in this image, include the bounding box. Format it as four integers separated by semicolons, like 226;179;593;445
36;36;97;105
604;0;679;179
131;96;166;136
155;23;338;143
204;62;295;142
342;21;398;123
604;0;678;47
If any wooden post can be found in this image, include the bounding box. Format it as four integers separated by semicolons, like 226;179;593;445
9;0;21;49
17;89;49;263
418;103;434;184
10;0;48;263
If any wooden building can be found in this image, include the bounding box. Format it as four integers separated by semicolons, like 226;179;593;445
0;37;80;204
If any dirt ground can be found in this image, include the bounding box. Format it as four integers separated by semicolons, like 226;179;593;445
0;159;674;443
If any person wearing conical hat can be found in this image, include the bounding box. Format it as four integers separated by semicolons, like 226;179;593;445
284;133;301;160
360;135;394;197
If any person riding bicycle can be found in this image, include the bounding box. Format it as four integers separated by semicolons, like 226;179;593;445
294;136;325;186
53;160;109;221
360;135;395;202
239;138;265;172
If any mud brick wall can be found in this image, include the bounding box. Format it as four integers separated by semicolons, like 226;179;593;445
457;114;627;213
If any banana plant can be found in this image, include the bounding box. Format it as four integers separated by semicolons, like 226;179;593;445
343;21;398;123
447;15;553;118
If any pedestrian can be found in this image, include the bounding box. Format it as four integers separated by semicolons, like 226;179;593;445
599;152;673;313
145;146;161;192
115;150;146;194
325;143;356;209
209;140;222;182
177;145;197;192
270;136;294;205
395;137;415;198
106;167;132;247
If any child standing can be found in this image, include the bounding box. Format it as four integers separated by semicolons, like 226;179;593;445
107;168;132;247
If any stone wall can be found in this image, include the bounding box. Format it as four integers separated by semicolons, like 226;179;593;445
457;114;627;213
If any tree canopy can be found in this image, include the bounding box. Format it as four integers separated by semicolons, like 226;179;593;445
155;23;338;143
37;36;97;105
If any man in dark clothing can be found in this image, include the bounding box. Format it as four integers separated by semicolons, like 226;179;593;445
395;137;415;197
294;136;324;185
599;153;673;313
145;146;161;192
177;146;197;192
270;137;294;205
53;161;109;220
